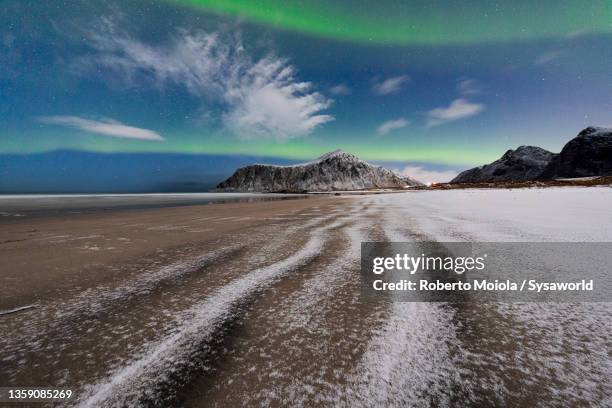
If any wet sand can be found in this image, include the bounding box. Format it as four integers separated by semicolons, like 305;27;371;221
0;196;333;310
0;189;611;407
0;193;308;218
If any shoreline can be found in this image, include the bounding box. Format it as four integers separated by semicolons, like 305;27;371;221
0;192;312;218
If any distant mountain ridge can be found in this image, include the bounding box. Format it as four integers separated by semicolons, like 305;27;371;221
0;150;298;194
215;150;423;192
451;146;555;183
451;127;612;183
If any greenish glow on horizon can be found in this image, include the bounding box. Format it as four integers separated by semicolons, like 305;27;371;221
171;0;612;45
2;130;501;167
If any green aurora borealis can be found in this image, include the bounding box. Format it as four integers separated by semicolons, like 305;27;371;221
173;0;612;45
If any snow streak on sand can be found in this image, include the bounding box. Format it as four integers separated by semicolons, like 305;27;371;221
68;245;245;317
345;222;460;407
281;207;371;331
77;218;349;407
350;302;460;407
260;207;374;405
0;304;37;316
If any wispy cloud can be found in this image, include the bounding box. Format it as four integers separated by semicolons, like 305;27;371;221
565;29;589;39
37;116;164;141
534;50;562;66
376;118;409;136
394;165;458;184
222;58;333;139
426;98;484;127
329;84;351;96
457;78;480;96
77;19;333;141
372;75;410;95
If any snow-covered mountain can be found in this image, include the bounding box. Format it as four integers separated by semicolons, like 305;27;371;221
539;126;612;179
451;126;612;183
451;146;555;183
452;126;612;183
215;150;423;192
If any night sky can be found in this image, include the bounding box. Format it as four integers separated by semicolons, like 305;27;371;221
2;0;612;190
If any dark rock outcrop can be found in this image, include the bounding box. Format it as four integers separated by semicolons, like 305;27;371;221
539;126;612;179
451;146;555;183
215;150;423;192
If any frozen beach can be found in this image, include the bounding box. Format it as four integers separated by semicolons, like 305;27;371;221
0;187;611;407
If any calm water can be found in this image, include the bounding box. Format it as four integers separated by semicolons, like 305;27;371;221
0;193;308;217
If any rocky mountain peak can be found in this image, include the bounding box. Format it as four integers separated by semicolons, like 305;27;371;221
215;150;423;192
317;149;352;160
539;126;612;179
452;145;555;183
577;126;612;138
453;126;612;183
313;149;366;166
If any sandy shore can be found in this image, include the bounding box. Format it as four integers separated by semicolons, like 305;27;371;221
1;189;611;407
0;196;336;310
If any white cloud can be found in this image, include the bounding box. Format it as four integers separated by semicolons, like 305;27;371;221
394;165;458;184
457;79;480;96
78;21;333;141
426;98;484;127
224;57;333;139
376;118;410;136
372;75;410;95
37;116;164;141
565;29;589;39
534;50;562;66
329;84;351;96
